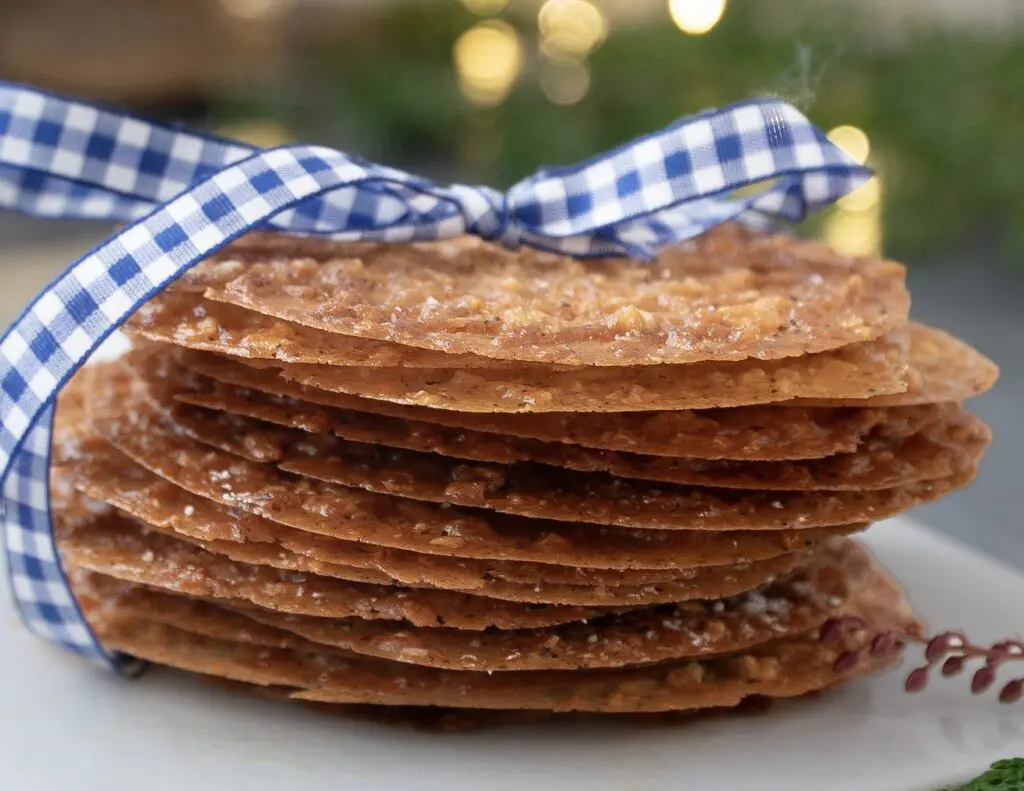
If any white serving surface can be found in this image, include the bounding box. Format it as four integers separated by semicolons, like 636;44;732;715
2;517;1024;790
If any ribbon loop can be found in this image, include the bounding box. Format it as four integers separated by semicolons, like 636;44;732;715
0;81;871;670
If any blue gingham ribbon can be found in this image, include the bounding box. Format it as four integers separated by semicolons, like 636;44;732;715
0;82;870;670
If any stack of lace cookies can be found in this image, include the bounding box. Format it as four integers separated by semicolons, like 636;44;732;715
52;224;997;723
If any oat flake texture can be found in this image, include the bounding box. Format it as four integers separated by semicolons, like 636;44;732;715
180;225;911;367
48;225;998;723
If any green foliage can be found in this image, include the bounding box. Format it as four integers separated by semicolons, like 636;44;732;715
214;0;1024;263
950;759;1024;790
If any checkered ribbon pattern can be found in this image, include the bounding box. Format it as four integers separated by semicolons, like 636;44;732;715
0;81;870;670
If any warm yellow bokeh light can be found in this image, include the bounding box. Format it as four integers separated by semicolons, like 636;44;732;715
220;0;286;20
825;210;882;256
540;58;591;105
838;175;881;212
539;0;608;57
827;170;882;256
827;125;871;165
214;120;291;148
668;0;727;35
461;0;509;15
214;120;290;148
454;21;523;107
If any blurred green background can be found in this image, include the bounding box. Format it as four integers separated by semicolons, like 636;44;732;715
2;0;1023;262
0;0;1022;563
248;0;1024;261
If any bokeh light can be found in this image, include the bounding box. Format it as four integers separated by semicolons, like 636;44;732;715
827;125;871;165
828;166;883;256
540;58;591;105
539;0;608;58
825;210;882;256
668;0;727;35
454;21;523;107
220;0;287;20
838;176;881;212
214;120;291;148
460;0;510;15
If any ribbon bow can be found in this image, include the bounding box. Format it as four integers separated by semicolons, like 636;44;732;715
0;82;870;670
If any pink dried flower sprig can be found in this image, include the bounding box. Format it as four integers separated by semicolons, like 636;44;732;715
819;616;1024;703
906;632;1024;703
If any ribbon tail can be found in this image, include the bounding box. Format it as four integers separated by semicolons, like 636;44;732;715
0;143;460;669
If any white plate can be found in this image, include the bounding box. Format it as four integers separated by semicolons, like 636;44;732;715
3;517;1023;791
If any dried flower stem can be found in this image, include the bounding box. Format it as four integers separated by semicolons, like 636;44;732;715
819;617;1024;703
